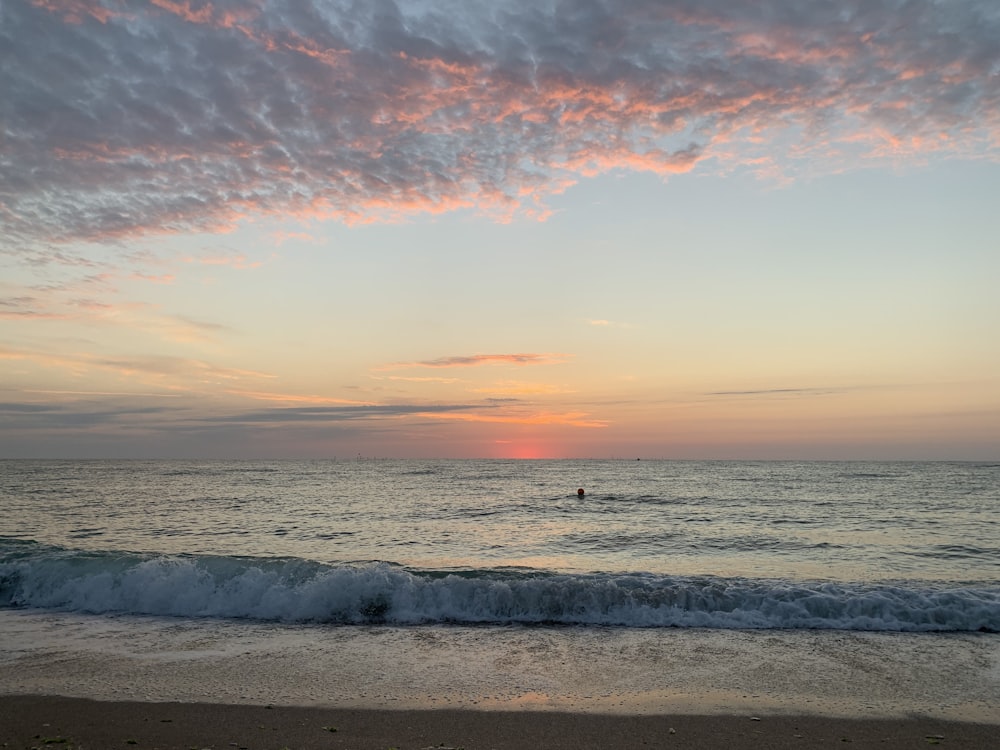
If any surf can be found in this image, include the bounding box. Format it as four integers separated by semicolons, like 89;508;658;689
2;539;997;632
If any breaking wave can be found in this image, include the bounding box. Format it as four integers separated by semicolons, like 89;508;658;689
1;538;997;632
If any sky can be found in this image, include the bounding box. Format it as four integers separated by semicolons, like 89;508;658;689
2;0;999;460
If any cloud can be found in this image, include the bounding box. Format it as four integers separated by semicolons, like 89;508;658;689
2;0;997;248
379;375;462;384
0;393;605;452
1;344;274;387
379;353;571;369
422;410;607;428
0;288;229;342
23;388;183;397
226;389;376;406
207;403;488;423
0;399;174;429
706;387;848;398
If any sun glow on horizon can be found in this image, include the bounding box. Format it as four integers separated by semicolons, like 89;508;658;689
2;0;998;460
492;440;561;460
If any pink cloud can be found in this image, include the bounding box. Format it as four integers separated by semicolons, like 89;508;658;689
3;0;997;246
129;272;176;284
28;0;119;25
148;0;215;25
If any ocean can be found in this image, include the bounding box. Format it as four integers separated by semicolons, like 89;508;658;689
2;459;999;718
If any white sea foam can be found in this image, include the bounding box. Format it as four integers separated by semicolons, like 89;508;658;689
2;541;997;632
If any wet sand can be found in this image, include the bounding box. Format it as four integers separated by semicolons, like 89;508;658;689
2;695;997;750
3;610;998;748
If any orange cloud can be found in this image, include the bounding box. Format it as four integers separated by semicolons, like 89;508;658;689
379;376;462;384
227;390;375;406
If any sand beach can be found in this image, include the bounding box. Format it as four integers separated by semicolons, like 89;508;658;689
3;695;999;750
3;608;999;749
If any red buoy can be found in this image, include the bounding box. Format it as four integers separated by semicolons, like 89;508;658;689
577;488;585;496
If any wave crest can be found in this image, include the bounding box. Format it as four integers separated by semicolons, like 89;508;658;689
1;540;997;632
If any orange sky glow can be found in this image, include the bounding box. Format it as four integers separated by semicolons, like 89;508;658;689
2;0;998;459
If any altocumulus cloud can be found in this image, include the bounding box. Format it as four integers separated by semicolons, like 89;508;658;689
2;0;999;248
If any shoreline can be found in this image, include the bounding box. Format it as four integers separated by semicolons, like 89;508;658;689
2;695;998;750
4;610;1000;723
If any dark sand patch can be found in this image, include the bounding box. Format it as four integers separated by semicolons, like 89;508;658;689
2;695;996;750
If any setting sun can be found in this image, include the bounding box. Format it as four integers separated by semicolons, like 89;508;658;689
493;441;558;460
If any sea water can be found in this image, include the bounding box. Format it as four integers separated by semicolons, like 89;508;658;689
2;459;999;717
